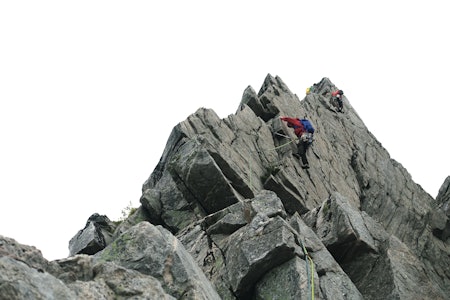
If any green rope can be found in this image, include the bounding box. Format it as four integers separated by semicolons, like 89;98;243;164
304;248;311;299
246;134;315;299
309;255;315;300
300;239;315;300
247;136;296;190
272;139;296;150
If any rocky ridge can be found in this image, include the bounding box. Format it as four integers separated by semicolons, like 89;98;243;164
1;75;449;299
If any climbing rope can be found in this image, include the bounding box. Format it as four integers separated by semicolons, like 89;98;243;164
271;138;296;150
300;238;315;300
274;132;292;139
245;134;316;299
308;254;315;300
247;133;296;190
245;132;316;299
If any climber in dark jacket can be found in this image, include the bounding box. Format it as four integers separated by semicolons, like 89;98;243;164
280;117;314;169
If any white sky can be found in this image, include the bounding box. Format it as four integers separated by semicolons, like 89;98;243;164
1;1;448;261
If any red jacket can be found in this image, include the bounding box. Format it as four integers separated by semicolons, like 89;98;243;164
281;117;305;137
331;90;342;97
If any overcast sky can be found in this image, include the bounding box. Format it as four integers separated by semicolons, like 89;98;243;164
1;1;448;261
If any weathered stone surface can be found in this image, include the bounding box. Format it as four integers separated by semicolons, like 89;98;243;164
68;213;116;256
140;188;163;224
304;192;448;299
54;254;94;283
304;193;378;262
142;164;203;232
434;176;450;241
94;262;175;299
226;215;299;298
0;235;188;299
175;191;363;299
176;191;290;298
0;235;55;274
142;102;283;230
53;254;176;299
94;221;221;300
437;176;450;206
254;257;313;300
288;213;364;300
0;256;76;300
385;235;445;300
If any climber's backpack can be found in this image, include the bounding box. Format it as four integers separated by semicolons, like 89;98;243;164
299;119;315;134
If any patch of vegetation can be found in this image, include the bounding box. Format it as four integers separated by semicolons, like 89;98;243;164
112;201;138;226
97;231;132;262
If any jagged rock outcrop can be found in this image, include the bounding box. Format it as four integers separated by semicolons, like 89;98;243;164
68;213;116;256
303;193;445;299
431;176;450;242
1;75;449;299
1;225;214;299
176;190;364;299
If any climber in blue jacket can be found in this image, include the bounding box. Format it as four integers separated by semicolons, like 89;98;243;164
281;117;315;169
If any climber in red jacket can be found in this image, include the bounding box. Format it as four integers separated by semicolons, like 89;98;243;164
280;117;314;169
331;90;344;112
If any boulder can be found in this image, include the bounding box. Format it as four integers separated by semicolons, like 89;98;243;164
94;221;221;300
68;213;116;256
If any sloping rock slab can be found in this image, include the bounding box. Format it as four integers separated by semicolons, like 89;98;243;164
225;215;300;298
94;221;220;300
304;192;377;262
304;193;448;299
288;213;364;300
0;256;76;299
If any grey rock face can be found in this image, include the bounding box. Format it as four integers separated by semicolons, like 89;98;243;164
2;74;449;299
68;213;116;256
176;190;363;299
434;176;450;241
0;256;76;300
437;176;450;207
0;236;73;299
288;213;364;300
0;234;178;299
94;221;221;300
254;257;310;300
304;193;446;299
